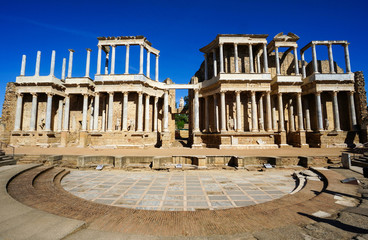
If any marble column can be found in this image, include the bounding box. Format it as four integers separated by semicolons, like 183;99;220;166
146;51;151;78
328;44;335;73
220;91;226;132
272;96;278;131
110;45;116;75
49;50;55;76
102;96;106;132
14;93;23;131
82;94;88;131
315;92;323;131
163;91;169;132
204;54;208;80
332;91;341;131
234;43;239;73
153;96;158;132
349;91;357;130
35;51;41;76
275;47;280;75
297;93;304;131
89;99;94;131
97;45;102;75
251;91;258;132
155;55;159;81
125;45;130;74
288;98;295;132
144;94;150;132
249;44;254;73
213;49;217;77
257;54;261;73
205;96;209;132
63;95;70;131
20;55;26;76
259;94;264;131
236;91;241;132
214;94;219;132
278;93;285;131
312;44;318;73
29;93;38;131
107;92;114;131
301;52;306;78
122;92;128;131
293;47;299;75
105;52;109;75
263;44;268;73
139;45;144;74
344;44;351;73
93;93;99;130
45;93;53;131
194;89;200;132
61;58;66;80
137;92;143;132
85;48;92;77
303;98;311;131
57;99;63;132
219;44;224;73
67;49;74;78
266;91;272;132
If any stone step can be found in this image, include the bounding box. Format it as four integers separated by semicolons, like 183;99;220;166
364;152;368;157
352;159;368;168
0;159;16;167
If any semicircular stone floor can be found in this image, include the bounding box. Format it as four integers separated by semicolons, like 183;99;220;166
61;169;296;211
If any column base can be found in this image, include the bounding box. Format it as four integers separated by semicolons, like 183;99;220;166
60;131;68;147
79;131;88;147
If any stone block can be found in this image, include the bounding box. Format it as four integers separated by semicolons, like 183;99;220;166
341;153;351;169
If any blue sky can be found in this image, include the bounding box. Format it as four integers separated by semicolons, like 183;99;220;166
0;0;367;116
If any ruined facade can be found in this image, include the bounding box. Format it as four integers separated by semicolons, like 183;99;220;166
1;33;367;149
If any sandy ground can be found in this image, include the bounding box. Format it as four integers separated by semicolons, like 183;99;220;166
4;146;349;157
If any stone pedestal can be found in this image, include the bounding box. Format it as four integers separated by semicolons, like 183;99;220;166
60;131;68;147
196;156;207;168
299;131;309;148
278;132;290;148
161;132;171;148
79;131;88;147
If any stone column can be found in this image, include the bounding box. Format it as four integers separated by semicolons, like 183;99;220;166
93;93;99;130
332;91;341;131
219;43;224;73
293;47;299;75
89;99;94;131
257;54;261;73
35;51;41;76
29;93;38;131
312;44;318;73
303;98;311;131
272;96;277;131
14;93;23;131
348;91;357;130
45;93;53;131
67;49;74;78
297;93;304;131
213;49;217;77
153;96;158;132
82;94;88;131
144;94;150;132
251;91;258;132
97;45;102;75
220;91;226;132
57;99;63;132
63;95;70;131
146;51;151;78
137;92;143;132
61;58;66;80
301;52;306;78
122;92;128;131
139;45;144;74
20;55;26;76
204;54;208;80
205;96;209;132
102;96;106;132
263;43;268;73
288;98;295;132
234;43;239;73
266;91;272;132
315;92;323;131
107;92;114;131
344;44;351;73
236;91;241;131
249;44;254;73
214;94;219;132
125;45;130;74
278;93;285;131
194;89;200;132
105;52;109;75
110;45;116;75
328;44;335;73
85;48;92;77
49;50;56;76
275;47;280;75
163;91;169;132
155;55;159;81
259;94;264;131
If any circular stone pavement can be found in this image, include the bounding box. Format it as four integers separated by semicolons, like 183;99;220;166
61;170;297;211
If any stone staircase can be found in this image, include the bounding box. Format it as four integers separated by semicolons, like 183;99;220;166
0;150;16;167
352;152;368;168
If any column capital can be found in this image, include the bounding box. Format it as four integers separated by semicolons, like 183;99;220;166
82;93;89;97
94;92;100;97
332;90;339;95
220;90;226;94
137;91;143;96
194;89;199;93
315;91;322;95
156;54;159;58
277;92;283;97
234;42;238;46
107;91;114;96
265;90;271;94
251;90;256;94
111;44;116;48
30;92;38;97
97;45;102;49
219;43;224;46
296;92;302;97
235;90;241;95
86;48;92;52
46;93;54;97
349;91;355;96
68;49;75;53
122;91;129;96
16;92;23;97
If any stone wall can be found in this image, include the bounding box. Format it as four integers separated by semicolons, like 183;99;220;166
0;82;17;143
354;71;368;142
